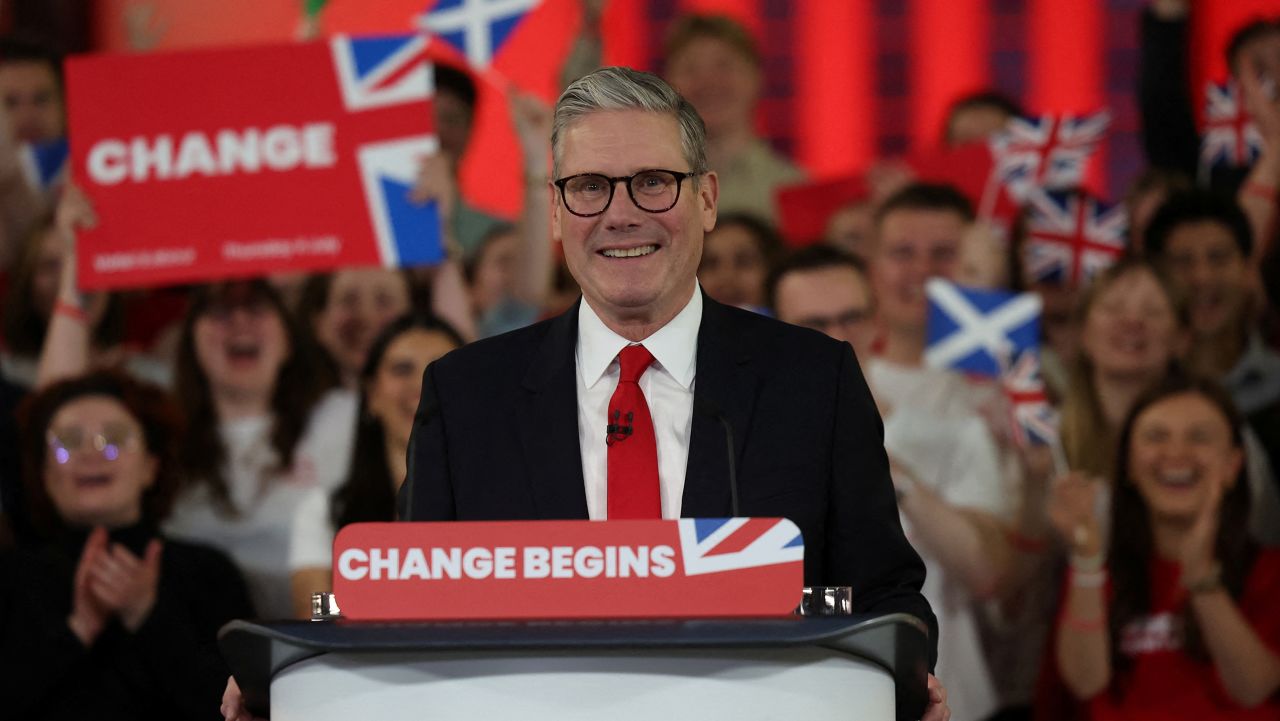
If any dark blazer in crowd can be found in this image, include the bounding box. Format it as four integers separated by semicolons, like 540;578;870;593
1139;7;1250;193
0;523;254;721
399;293;939;666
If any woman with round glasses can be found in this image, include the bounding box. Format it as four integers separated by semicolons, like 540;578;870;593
1;370;254;720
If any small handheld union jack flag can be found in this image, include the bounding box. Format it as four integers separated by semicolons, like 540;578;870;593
1023;188;1127;287
990;110;1110;203
1200;80;1263;174
1003;350;1059;448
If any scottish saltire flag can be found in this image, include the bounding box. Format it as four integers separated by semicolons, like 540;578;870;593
1200;80;1263;172
331;35;444;267
1024;188;1127;286
924;279;1041;378
1003;350;1059;448
677;518;804;576
990;111;1110;202
18;137;68;192
419;0;540;69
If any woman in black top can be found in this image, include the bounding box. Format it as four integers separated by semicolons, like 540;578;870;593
0;370;254;721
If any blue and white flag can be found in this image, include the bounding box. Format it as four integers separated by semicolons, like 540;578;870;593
420;0;540;69
924;278;1041;378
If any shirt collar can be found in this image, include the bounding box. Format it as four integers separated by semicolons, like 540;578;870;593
577;284;702;391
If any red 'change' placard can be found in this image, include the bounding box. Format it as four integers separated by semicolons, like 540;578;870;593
65;35;444;290
332;519;805;621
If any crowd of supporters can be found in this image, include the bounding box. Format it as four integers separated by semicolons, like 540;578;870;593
0;2;1278;719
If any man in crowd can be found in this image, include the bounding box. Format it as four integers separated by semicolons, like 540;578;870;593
1144;191;1280;485
774;240;1014;721
662;14;803;224
0;34;64;268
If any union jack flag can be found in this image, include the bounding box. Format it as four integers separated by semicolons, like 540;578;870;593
924;279;1041;379
420;0;540;69
677;518;803;576
330;35;445;267
1003;350;1059;448
1024;188;1127;287
1200;80;1263;173
990;111;1110;202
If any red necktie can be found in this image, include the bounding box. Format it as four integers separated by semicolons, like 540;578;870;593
607;344;661;519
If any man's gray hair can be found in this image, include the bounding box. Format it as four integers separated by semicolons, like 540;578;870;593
552;66;708;179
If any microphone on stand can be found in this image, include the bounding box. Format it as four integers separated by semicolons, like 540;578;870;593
694;397;740;518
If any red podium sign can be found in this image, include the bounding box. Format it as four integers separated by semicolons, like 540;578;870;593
332;519;805;621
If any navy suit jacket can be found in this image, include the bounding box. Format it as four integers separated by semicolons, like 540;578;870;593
399;294;937;665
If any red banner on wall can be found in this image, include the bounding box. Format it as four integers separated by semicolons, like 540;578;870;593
332;519;805;621
65;35;444;290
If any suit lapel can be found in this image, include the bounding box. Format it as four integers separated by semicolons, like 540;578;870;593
682;295;757;517
517;303;590;519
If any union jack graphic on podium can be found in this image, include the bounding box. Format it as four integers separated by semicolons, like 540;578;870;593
677;518;804;576
924;279;1041;378
331;35;445;268
990;111;1110;202
1200;80;1263;173
420;0;540;68
1003;350;1059;448
1024;188;1127;287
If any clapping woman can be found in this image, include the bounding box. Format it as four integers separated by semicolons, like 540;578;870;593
1051;373;1280;718
0;370;253;720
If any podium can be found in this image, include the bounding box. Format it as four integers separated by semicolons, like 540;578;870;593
219;613;930;720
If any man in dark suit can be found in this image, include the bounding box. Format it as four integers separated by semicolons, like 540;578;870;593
224;65;950;721
401;66;948;720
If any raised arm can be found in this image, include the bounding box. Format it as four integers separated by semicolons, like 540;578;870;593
510;90;555;310
1048;472;1112;700
34;184;101;388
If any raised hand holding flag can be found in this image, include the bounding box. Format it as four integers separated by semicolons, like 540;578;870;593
990;110;1110;202
1023;188;1127;287
923;279;1041;378
1200;79;1264;174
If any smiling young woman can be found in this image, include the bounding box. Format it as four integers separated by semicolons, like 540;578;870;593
1051;373;1280;718
163;280;358;619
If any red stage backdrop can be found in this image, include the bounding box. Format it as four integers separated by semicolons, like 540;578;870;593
92;0;1277;220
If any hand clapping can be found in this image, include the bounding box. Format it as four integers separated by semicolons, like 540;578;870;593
67;526;164;644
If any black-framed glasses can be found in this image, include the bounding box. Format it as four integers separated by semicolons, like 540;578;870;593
554;169;696;217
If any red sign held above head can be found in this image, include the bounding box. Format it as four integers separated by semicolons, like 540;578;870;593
332;519;805;621
65;35;445;291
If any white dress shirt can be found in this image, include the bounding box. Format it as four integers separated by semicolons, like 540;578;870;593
577;286;701;520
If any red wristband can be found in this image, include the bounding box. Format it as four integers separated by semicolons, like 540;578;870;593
53;299;87;323
1061;613;1106;632
1244;180;1277;203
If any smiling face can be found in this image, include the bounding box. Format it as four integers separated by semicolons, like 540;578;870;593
871;208;967;335
1128;392;1242;524
313;269;413;382
43;395;157;528
366;328;459;450
193;286;291;404
1161;220;1248;339
553;109;718;333
1080;268;1185;382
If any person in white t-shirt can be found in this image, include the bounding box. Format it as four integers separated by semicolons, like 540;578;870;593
771;237;1015;721
162;281;357;619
